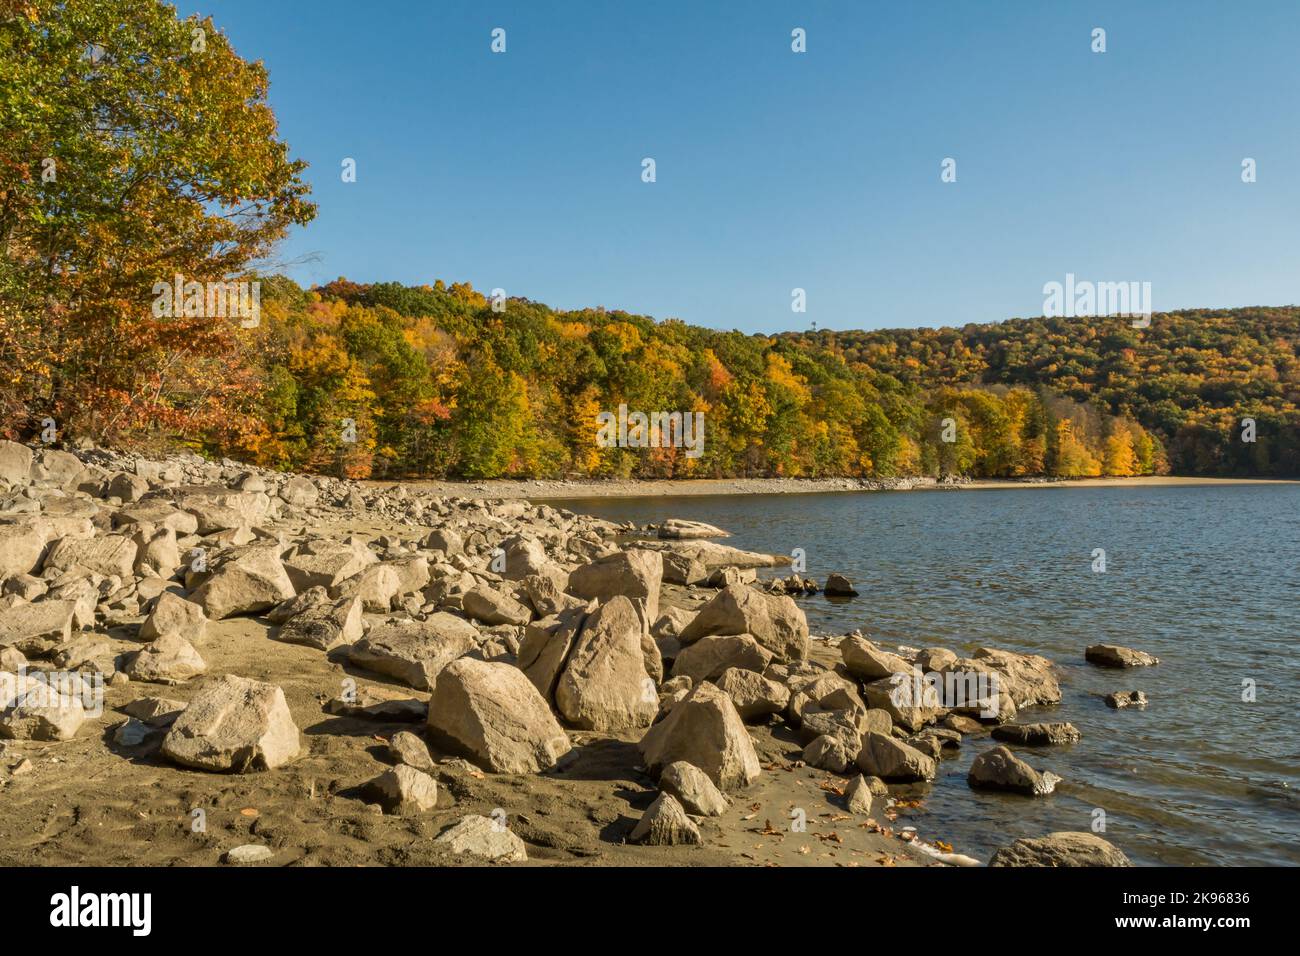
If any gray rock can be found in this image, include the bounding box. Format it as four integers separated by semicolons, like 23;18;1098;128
1086;644;1160;668
968;745;1061;795
992;721;1081;746
161;674;300;772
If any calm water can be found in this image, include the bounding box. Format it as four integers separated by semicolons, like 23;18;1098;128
542;485;1300;866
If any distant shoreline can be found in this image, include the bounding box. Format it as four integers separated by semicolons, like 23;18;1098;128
386;474;1300;500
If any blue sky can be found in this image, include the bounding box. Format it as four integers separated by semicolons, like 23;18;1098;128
181;0;1300;333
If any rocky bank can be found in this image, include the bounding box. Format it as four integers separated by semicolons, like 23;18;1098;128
0;441;1131;867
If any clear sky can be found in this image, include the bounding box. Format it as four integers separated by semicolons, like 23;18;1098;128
180;0;1300;333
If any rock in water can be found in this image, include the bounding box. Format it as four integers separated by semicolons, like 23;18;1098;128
1105;690;1148;709
630;792;702;846
435;814;528;862
161;674;300;772
839;634;914;681
659;760;728;816
639;682;760;791
989;831;1131;867
677;584;808;662
555;595;657;731
1085;644;1160;668
365;764;438;813
967;745;1061;795
427;657;571;773
991;722;1081;746
823;573;859;597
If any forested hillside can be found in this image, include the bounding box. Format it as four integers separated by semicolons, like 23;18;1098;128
18;271;1293;482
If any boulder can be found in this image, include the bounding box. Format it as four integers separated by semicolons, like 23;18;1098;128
659;760;728;816
190;546;296;620
427;657;571;773
161;674;300;772
279;476;319;508
844;774;875;814
1105;690;1148;709
0;440;33;484
517;605;587;701
555;596;656;731
133;527;180;577
283;541;376;591
670;633;772;684
803;733;854;773
277;595;363;651
992;722;1082;746
0;599;80;646
639;682;760;791
660;551;708;586
968;745;1061;795
862;673;944;731
365;764;438;813
336;562;403;612
839;634;913;681
43;534;138;579
138;592;208;644
0;520;49;578
989;832;1131;867
823;573;859;597
657;519;729;540
678;584;808;662
629;793;702;846
1086;644;1160;668
714;667;789;720
348;613;479;690
855;731;936;781
435;814;527;863
462;585;531;627
175;488;270;534
386;729;435;772
125;633;206;684
0;678;86;740
567;549;663;622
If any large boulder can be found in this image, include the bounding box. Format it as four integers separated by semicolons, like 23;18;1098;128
555;596;657;731
567;549;663;622
516;605;587;700
639;682;760;791
989;832;1131;867
659;760;728;816
678;585;808;662
839;634;913;681
283;541;376;591
0;599;80;646
279;476;320;508
462;585;531;627
42;534;138;579
125;633;207;684
138;592;208;644
855;731;936;782
714;667;789;720
348;613;479;691
175;488;271;534
0;440;33;485
0;520;48;577
364;764;438;814
968;745;1061;795
0;675;86;740
161;674;301;772
190;545;296;620
670;633;772;684
277;595;364;651
427;657;571;773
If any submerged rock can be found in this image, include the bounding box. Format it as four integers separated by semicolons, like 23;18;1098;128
990;831;1131;867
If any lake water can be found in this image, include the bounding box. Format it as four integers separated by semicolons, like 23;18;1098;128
541;485;1300;866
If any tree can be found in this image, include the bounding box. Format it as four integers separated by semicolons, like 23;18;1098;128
0;0;314;446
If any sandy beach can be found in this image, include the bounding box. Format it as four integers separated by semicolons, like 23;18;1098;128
383;474;1299;501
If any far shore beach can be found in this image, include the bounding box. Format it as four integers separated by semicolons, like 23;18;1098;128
380;474;1300;500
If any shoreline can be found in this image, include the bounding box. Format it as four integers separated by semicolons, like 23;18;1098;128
383;474;1300;501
